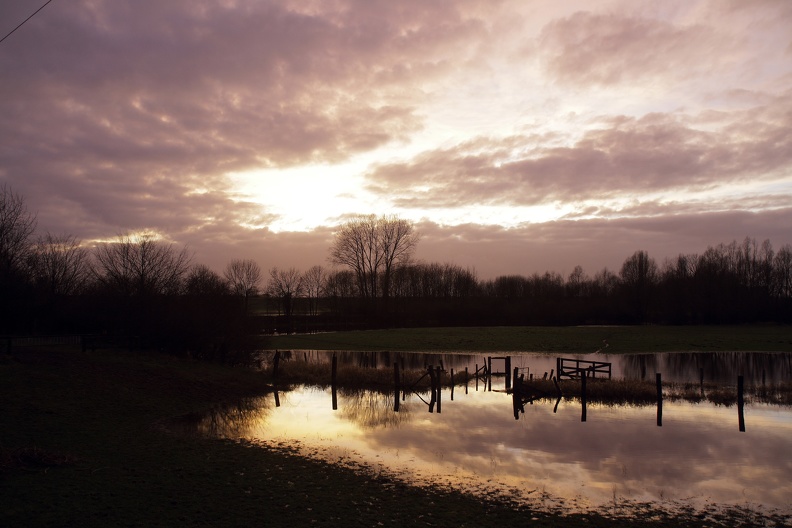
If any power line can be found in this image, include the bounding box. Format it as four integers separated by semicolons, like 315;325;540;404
0;0;55;45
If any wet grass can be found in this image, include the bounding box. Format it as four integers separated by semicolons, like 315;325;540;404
260;324;792;353
2;344;790;527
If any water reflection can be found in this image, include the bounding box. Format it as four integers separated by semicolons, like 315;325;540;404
185;383;792;515
282;350;792;385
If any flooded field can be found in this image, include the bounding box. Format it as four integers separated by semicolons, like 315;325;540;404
176;351;792;520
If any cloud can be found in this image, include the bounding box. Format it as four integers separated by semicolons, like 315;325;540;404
365;92;792;209
2;0;492;239
538;11;731;87
2;0;791;280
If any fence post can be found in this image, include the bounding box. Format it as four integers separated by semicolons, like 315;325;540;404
737;375;745;432
331;353;338;410
394;362;400;412
656;373;663;427
436;366;443;413
428;366;437;413
581;372;587;422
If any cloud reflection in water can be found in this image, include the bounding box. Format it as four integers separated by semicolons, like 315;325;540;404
191;385;792;514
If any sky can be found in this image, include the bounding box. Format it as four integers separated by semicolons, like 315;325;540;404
2;0;791;280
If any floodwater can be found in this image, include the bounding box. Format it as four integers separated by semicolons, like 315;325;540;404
181;351;792;516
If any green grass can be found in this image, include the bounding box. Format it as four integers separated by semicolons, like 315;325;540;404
2;343;789;527
259;325;792;353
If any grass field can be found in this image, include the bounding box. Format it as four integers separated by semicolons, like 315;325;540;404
259;325;792;353
2;328;790;527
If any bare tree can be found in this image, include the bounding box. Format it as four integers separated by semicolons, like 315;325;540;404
94;233;191;296
378;215;420;300
267;267;304;317
28;232;91;296
302;265;327;315
620;250;658;322
325;269;357;298
186;264;230;297
329;214;419;303
0;184;36;278
773;245;792;298
224;259;261;315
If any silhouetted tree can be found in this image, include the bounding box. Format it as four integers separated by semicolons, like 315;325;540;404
93;233;191;297
329;215;419;309
224;259;261;315
0;185;37;331
620;250;658;322
302;265;327;316
92;233;191;345
185;264;229;297
0;184;36;274
267;266;304;318
773;245;792;298
28;233;91;297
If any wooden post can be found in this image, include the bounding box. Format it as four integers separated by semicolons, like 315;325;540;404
581;371;587;422
436;366;442;413
428;366;437;413
656;373;663;427
331;353;338;410
274;389;281;408
465;366;469;394
273;350;281;379
450;368;455;401
738;375;745;432
475;364;479;391
505;357;512;390
556;357;561;380
394;362;400;412
487;357;492;392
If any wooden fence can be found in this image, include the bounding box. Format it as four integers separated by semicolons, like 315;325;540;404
556;357;612;380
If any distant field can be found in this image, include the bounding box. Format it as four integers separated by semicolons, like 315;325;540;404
259;325;792;353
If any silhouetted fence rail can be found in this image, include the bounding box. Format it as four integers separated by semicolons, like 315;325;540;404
556;357;612;380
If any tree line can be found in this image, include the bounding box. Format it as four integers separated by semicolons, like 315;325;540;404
2;184;790;361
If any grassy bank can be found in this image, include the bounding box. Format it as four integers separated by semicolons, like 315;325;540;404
259;325;792;353
1;344;786;527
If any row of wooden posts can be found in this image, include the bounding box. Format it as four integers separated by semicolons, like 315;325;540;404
271;351;748;430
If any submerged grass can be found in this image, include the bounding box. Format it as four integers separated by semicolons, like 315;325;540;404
2;342;790;527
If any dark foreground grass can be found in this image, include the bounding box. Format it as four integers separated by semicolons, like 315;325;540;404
1;345;788;528
260;325;792;353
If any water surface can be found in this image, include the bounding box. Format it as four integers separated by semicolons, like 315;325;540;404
184;351;792;516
